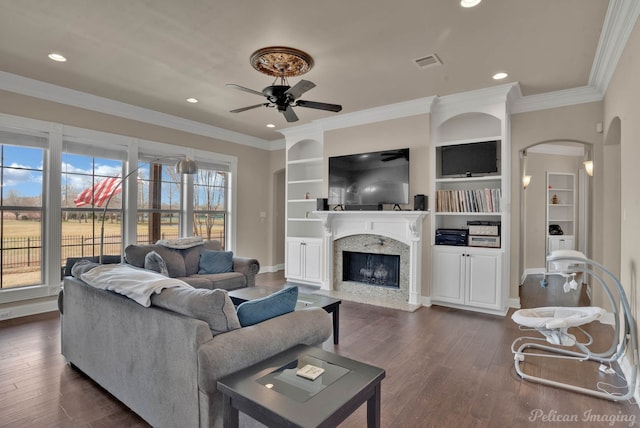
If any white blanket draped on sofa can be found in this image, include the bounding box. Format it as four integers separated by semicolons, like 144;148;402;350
81;263;190;307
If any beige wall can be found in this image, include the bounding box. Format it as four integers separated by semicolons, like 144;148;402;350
268;149;286;268
604;18;640;322
0;90;276;266
510;102;604;302
324;114;432;295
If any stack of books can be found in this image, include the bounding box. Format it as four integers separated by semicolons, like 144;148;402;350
435;188;501;213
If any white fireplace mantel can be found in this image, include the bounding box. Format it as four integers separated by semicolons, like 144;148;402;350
313;210;429;305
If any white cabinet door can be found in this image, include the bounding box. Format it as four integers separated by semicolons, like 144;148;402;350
286;239;303;279
432;246;502;312
431;247;465;304
466;251;500;309
285;238;322;284
302;240;322;282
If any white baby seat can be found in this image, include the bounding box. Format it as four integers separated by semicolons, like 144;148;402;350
511;250;638;401
511;306;605;345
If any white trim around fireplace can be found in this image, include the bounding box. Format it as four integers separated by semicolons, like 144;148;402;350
313;211;429;306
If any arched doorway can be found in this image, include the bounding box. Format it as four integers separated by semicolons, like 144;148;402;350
519;140;594;306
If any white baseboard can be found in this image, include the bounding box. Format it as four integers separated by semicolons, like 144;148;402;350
0;296;58;321
509;298;521;309
521;268;547;284
258;264;284;273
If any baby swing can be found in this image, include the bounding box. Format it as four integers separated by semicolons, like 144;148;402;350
511;250;638;401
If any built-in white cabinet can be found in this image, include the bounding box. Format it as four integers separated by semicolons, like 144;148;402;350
284;138;324;285
429;85;515;316
286;238;322;284
548;236;575;252
546;172;575;254
431;246;502;312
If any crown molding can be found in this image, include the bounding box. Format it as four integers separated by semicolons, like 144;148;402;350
589;0;640;94
311;96;435;132
0;71;270;149
510;85;604;114
527;143;585;157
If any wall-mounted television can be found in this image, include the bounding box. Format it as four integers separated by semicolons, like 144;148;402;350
328;148;410;206
438;140;500;177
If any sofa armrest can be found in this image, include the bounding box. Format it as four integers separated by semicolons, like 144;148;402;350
232;257;260;287
197;307;331;394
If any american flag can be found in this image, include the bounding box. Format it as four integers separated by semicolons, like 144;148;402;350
74;176;123;207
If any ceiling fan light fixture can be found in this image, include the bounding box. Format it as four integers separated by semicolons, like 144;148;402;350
250;46;314;77
460;0;481;8
48;53;67;62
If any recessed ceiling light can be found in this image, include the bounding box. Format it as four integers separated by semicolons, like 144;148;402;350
266;124;276;128
493;72;508;80
48;53;67;62
186;98;199;103
460;0;481;8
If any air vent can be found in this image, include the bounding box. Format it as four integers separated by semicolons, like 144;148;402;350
413;53;442;69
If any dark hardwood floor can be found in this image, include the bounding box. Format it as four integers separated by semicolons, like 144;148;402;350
1;273;638;427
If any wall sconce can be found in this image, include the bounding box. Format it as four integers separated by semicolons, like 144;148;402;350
584;160;594;177
522;175;532;189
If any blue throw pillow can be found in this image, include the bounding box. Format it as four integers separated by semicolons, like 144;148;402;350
236;286;298;327
198;249;234;274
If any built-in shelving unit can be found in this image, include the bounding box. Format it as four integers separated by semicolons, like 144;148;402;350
284;138;323;285
429;85;515;316
546;172;575;254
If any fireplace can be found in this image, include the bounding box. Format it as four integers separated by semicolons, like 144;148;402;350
313;210;428;307
342;251;400;288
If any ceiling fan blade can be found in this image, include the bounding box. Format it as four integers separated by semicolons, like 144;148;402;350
282;106;299;122
226;83;265;97
284;80;316;99
296;99;343;112
230;103;268;113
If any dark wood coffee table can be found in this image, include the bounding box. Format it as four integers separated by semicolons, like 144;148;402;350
217;345;385;428
228;286;342;344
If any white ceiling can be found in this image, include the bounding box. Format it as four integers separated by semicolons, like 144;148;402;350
0;1;613;141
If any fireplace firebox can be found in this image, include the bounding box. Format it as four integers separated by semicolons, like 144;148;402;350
342;251;400;288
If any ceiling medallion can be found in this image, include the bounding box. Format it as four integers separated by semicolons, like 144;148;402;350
250;46;314;78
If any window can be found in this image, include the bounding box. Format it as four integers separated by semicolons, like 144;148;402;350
136;160;182;244
0;131;46;289
193;168;228;245
61;151;124;264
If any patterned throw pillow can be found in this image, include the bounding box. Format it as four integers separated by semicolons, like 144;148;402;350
198;249;234;274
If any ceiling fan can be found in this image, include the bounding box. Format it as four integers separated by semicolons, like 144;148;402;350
226;79;342;123
226;46;343;123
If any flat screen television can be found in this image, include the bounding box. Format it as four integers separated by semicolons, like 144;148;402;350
439;140;499;177
328;148;409;206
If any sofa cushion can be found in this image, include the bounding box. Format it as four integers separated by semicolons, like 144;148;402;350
144;251;169;276
236;286;298;327
125;244;187;278
150;287;241;335
180;272;246;291
199;250;234;274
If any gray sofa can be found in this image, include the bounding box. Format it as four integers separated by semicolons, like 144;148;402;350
124;240;259;290
60;276;332;428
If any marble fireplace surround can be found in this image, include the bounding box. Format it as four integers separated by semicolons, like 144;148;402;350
313;211;428;310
